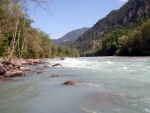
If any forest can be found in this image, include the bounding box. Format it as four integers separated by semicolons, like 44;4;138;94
93;19;150;56
83;19;150;56
0;0;79;61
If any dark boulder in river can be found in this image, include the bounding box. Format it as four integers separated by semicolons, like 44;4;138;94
44;65;50;69
52;63;62;67
61;57;64;60
64;81;79;85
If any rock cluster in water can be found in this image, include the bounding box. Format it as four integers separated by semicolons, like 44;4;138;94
0;58;45;81
0;57;97;87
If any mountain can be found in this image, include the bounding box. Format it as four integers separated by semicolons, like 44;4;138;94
52;27;89;46
74;0;150;54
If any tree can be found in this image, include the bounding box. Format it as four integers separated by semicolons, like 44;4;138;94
120;19;150;56
0;0;53;60
0;0;80;59
17;18;33;58
7;1;23;61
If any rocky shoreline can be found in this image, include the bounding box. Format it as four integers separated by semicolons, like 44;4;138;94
0;58;100;87
0;58;45;81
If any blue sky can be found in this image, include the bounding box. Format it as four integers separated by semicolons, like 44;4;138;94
29;0;128;39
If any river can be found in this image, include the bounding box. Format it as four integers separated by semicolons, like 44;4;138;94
0;57;150;113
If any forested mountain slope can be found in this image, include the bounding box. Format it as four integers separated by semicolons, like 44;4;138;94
74;0;150;55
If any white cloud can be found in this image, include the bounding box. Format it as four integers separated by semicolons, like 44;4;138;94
118;0;128;2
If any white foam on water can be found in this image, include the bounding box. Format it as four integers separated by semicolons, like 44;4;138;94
114;108;121;112
140;98;150;103
108;92;127;97
124;67;128;70
78;82;101;87
82;108;98;113
106;61;114;65
48;58;103;71
145;108;150;113
48;58;86;68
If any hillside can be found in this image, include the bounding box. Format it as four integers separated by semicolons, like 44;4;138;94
52;27;89;46
74;0;150;54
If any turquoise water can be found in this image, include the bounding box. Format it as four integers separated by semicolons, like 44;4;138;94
0;57;150;113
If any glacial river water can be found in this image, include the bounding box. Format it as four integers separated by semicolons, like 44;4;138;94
0;57;150;113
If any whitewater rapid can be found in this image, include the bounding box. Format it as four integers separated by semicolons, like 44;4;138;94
0;57;150;113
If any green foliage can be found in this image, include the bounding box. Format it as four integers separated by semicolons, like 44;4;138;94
94;29;130;56
94;19;150;56
0;36;9;57
50;45;79;58
22;28;51;58
120;19;150;56
0;1;80;59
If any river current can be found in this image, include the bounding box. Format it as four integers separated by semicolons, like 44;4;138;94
0;57;150;113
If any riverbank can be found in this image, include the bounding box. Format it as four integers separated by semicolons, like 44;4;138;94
0;58;46;81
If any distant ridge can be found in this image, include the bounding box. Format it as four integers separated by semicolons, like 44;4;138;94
52;27;89;46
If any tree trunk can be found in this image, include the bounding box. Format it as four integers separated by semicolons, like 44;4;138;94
8;3;20;62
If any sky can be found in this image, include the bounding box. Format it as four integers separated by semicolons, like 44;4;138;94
29;0;128;39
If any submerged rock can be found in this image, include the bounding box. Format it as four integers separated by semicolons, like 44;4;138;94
52;63;62;67
63;80;100;87
63;81;79;85
34;65;51;73
49;74;68;78
44;65;50;68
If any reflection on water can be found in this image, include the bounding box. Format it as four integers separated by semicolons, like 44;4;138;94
0;57;150;113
